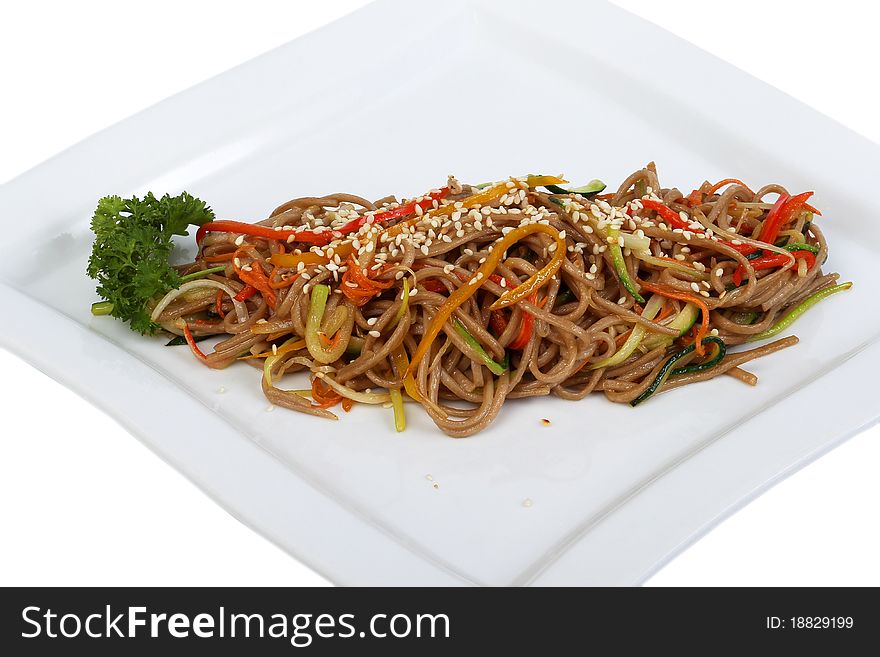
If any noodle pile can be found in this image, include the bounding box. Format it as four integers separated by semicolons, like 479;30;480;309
154;165;849;436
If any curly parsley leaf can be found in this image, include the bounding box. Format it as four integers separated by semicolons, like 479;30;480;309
86;192;214;334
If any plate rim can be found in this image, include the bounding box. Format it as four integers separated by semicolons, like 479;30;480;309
2;0;879;586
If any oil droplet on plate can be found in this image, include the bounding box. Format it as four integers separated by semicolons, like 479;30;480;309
540;418;551;426
432;482;440;490
522;498;533;508
425;474;433;481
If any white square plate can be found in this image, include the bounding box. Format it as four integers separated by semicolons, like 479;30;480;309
2;0;878;586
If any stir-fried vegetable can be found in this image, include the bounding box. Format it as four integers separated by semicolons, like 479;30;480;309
182;324;208;363
393;278;411;326
452;320;508;375
408;222;566;378
590;293;665;369
631;336;726;406
341;255;394;306
389;388;406;432
315;372;391;404
332;188;449;237
196;220;333;247
305;284;353;363
635;253;709;280
747;282;852;342
732;250;816;287
639;281;710;355
269;176;567;272
758;192;814;246
732;310;760;325
784;242;819;255
179;266;226;284
607;225;644;303
544;179;606;197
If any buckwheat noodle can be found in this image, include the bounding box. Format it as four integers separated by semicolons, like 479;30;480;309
156;165;848;436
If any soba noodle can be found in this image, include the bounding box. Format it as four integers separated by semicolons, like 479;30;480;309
155;165;849;436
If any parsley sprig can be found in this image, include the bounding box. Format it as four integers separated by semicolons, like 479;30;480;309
86;192;214;334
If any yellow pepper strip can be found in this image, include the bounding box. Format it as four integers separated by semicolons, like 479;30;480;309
488;225;566;310
238;338;306;360
391;346;422;402
268;175;567;270
407;222;566;376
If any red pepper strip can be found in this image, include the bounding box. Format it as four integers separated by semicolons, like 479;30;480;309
508;294;540;350
643;198;760;255
640;199;692;230
238;265;278;309
183;324;208;362
758;191;814;245
234;284;257;302
732;250;816;287
196;220;332;246
332;188;450;236
215;290;225;318
421;279;448;293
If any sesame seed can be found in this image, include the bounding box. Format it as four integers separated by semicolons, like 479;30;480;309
618;297;626;305
716;268;724;277
690;282;701;293
366;317;378;326
699;290;710;297
368;330;381;338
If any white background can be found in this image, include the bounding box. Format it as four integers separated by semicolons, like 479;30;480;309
1;0;878;586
